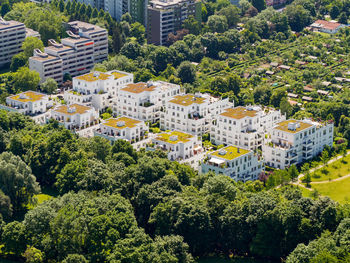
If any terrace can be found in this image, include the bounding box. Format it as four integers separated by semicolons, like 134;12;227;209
155;131;193;144
211;145;250;160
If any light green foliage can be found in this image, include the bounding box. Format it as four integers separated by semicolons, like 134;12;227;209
40;78;57;94
13;67;40;92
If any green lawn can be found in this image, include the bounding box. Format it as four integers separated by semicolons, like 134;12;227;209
311;176;350;204
310;155;350;182
299;186;313;198
28;193;53;209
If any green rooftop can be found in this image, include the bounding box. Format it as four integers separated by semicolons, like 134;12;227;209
211;146;250;160
155;131;193;144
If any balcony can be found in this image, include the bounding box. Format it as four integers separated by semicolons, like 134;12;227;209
139;101;154;108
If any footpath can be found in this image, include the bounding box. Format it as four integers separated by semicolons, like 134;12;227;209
293;150;350;191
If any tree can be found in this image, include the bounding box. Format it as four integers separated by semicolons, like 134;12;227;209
280;97;293;118
0;152;40;212
112;139;137;160
91;7;98;18
130;22;145;44
177;61;196;84
216;5;240;28
13;67;40;92
251;0;266;12
1;2;10;17
23;246;44;263
58;0;65;12
320;150;329;167
62;254;88;263
1;221;27;255
120;41;142;60
304;172;311;187
330;5;340;20
285;5;311;32
0;190;12;220
288;165;298;182
40;78;57;94
183;15;201;35
338;12;348;24
207;15;228;33
112;25;124;53
10;52;27;72
121;12;132;24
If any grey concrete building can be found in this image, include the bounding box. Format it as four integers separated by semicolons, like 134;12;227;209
147;0;201;45
0;17;26;68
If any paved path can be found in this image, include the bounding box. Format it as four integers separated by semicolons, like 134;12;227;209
310;173;350;184
296;150;350;184
292;150;350;192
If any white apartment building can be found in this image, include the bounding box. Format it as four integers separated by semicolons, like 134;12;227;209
95;116;148;142
0;18;26;67
152;130;203;162
51;103;99;130
68;21;108;63
201;145;263;182
6;91;50;115
263;119;334;169
160;93;232;135
115;81;181;122
65;70;133;110
210;106;285;150
5;91;52;124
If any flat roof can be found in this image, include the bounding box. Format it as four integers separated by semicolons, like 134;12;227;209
169;94;206;106
68;21;106;33
45;45;73;52
102;117;141;129
110;71;127;80
62;36;91;45
275;120;313;133
30;54;61;62
54;103;91;115
220;106;258;119
211;145;250;160
122;83;156;94
9;91;46;102
75;72;111;82
0;20;25;30
155;131;193;144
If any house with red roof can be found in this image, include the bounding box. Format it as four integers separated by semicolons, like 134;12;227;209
309;20;346;34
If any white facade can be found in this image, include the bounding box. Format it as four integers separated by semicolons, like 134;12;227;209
0;18;26;67
160;93;232;135
51;103;99;130
210;106;285;150
152;130;203;162
201;145;263;182
5;91;53;124
6;91;51;115
65;70;133;110
115;81;181;122
95;116;148;142
263;119;334;169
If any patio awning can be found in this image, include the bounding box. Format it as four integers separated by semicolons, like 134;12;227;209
209;157;225;165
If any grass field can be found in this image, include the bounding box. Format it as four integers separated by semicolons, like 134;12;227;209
27;193;53;209
311;176;350;204
310;155;350;182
